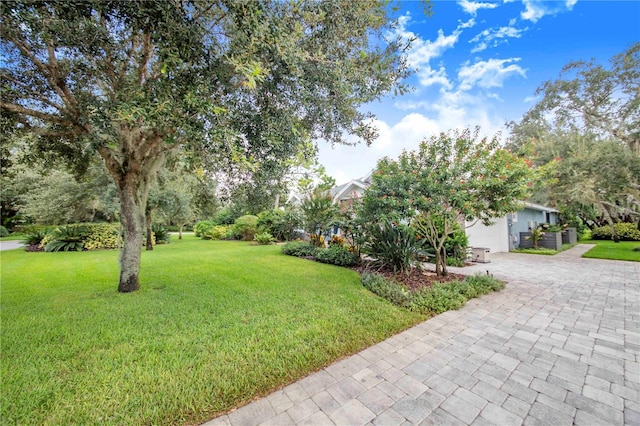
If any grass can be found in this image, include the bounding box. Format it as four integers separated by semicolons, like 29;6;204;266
580;239;640;262
0;234;24;241
511;243;577;256
1;236;426;425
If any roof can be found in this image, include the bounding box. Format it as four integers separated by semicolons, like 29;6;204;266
521;202;560;214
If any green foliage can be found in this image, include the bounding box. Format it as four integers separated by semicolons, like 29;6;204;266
83;223;121;250
44;225;87;252
22;230;47;246
591;223;640;241
0;226;8;237
194;221;215;238
256;208;302;241
364;222;426;274
361;272;412;309
254;232;275;245
203;225;232;241
152;224;170;245
213;208;238;226
39;223;120;251
281;241;317;257
361;272;505;315
300;189;338;236
233;215;259;241
360;128;537;276
315;246;359;267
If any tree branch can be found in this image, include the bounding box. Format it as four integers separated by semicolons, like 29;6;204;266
0;102;70;125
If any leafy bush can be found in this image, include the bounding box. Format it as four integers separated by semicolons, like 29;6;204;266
361;272;504;315
360;272;412;308
328;235;346;247
44;225;87;252
203;225;231;240
0;225;9;237
83;223;121;250
591;223;640;241
23;230;48;246
254;232;275;245
194;220;215;238
256;209;302;241
364;222;426;273
281;241;316;257
315;245;359;267
152;223;170;244
233;215;258;241
213;208;237;225
410;274;505;314
310;233;325;247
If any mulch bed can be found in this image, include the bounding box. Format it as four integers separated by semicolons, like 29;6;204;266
353;262;468;292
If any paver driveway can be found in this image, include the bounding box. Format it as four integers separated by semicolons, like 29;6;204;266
206;245;640;426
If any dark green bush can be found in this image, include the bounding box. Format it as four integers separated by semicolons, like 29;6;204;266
233;215;258;241
23;230;47;246
0;225;8;237
44;225;87;252
361;272;504;315
254;232;275;245
213;208;237;225
256;209;302;241
591;223;640;241
360;272;412;308
194;220;215;238
281;241;316;257
152;223;170;244
364;221;426;273
315;245;359;267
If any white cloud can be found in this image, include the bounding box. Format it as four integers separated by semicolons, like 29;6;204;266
521;0;578;23
458;0;500;15
524;95;539;103
458;58;526;91
390;14;475;89
470;24;527;52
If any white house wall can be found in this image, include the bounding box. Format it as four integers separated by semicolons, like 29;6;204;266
465;217;510;253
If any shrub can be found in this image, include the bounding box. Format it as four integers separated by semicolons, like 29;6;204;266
257;209;303;241
364;221;426;273
254;232;275;245
309;233;325;247
203;225;231;240
233;215;258;241
315;245;359;267
44;225;87;252
360;272;412;308
591;223;640;241
328;235;346;247
83;223;121;250
410;274;504;314
213;208;237;225
0;225;8;237
281;241;316;257
23;230;48;246
194;220;215;238
152;223;170;244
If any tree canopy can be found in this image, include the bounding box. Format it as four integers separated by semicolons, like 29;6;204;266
360;128;538;275
1;0;412;291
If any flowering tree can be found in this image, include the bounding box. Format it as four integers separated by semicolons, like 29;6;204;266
360;128;538;276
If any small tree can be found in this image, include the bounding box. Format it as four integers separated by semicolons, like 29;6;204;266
300;188;338;246
360;128;538;276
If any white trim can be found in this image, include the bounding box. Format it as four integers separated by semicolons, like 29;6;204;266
331;180;368;204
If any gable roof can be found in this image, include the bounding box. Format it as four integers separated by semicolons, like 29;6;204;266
521;201;559;213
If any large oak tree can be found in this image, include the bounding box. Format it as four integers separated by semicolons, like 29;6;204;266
1;0;411;291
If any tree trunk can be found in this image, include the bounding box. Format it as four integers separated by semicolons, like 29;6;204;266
178;224;183;240
145;209;153;251
118;183;145;292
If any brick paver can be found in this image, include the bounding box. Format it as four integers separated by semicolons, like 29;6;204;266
205;245;639;425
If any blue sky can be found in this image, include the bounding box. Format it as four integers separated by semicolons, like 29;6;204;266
317;0;640;185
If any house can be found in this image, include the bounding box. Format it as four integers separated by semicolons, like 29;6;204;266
465;202;560;253
329;174;372;208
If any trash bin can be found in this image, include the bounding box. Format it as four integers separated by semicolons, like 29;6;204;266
471;247;491;263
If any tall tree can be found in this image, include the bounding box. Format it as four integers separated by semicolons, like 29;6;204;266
360;128;538;276
520;42;639;153
1;0;411;291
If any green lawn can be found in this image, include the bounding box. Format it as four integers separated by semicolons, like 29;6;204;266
1;236;426;425
581;239;640;262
